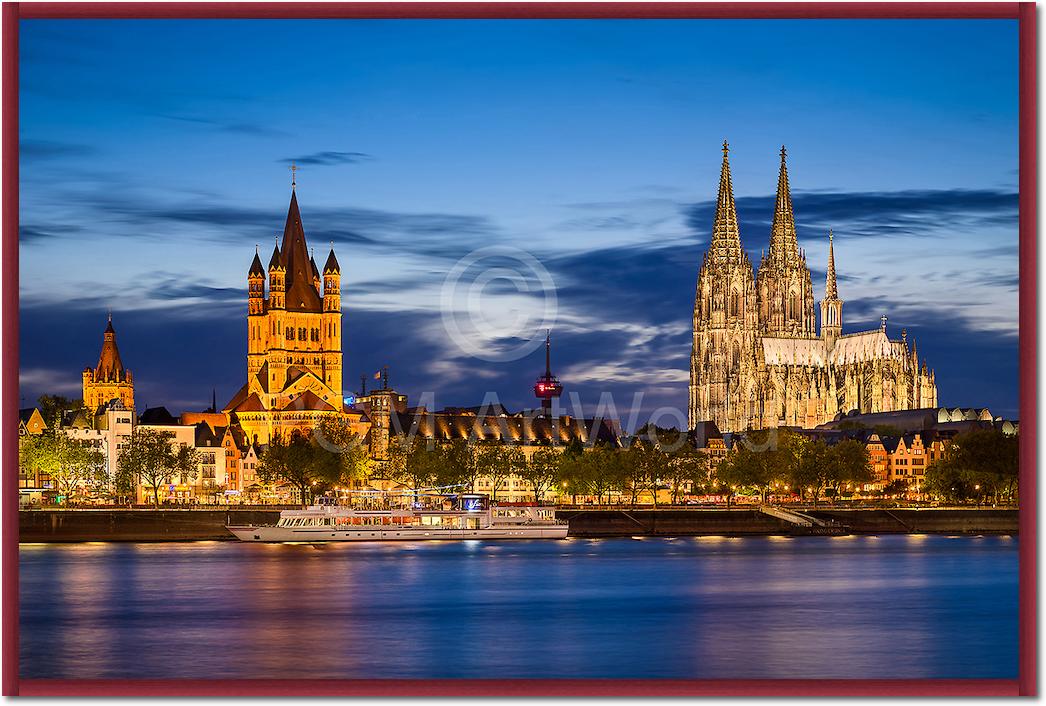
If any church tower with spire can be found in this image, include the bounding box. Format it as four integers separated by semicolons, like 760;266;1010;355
689;141;760;433
820;230;843;349
226;172;360;444
82;314;135;410
756;146;816;337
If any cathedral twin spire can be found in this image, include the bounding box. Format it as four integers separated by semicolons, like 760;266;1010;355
708;140;748;264
768;146;801;264
708;142;838;322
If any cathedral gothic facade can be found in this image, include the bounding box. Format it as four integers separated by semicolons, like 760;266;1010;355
225;181;366;444
689;144;938;433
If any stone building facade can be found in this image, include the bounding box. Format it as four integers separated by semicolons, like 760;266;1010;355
689;143;938;433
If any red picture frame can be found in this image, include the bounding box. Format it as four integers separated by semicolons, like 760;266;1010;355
2;2;1035;696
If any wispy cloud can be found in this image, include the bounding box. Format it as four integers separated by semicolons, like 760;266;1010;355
21;184;496;258
19;367;83;397
219;122;289;138
279;151;373;166
20;139;96;160
685;188;1018;242
19;224;82;243
145;275;243;303
154;113;289;138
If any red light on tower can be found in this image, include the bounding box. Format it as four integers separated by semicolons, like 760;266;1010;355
533;330;563;415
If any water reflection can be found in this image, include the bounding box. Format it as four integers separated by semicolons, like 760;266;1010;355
20;535;1017;679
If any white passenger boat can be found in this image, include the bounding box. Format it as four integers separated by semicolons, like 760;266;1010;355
226;494;569;542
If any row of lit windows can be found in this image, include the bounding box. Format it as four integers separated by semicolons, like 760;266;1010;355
286;327;320;342
251;321;339;340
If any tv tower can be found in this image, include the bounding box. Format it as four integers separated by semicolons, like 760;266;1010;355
533;330;563;415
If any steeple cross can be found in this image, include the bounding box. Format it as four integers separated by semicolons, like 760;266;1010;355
289;162;300;188
722;139;729;156
880;314;888;331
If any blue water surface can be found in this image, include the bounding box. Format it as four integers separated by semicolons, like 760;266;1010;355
19;534;1018;679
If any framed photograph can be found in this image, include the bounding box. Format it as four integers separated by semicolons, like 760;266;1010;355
3;2;1035;697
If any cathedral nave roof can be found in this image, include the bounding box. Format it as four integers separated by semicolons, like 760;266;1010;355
829;330;896;365
761;337;827;367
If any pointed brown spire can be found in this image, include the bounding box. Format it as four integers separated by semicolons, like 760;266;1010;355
825;229;838;299
323;246;340;274
268;244;283;271
709;140;747;263
280;188;322;312
95;316;126;382
309;248;320;281
768;145;799;262
249;245;265;277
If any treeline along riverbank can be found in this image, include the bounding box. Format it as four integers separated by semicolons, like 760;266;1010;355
19;507;1018;542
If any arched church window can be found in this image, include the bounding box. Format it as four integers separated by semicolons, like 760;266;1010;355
286;328;295;341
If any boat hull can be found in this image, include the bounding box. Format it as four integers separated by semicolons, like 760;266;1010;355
226;524;570;542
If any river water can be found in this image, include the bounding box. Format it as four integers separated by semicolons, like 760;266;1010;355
20;535;1017;680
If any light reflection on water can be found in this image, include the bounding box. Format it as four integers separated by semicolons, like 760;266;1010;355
20;535;1017;679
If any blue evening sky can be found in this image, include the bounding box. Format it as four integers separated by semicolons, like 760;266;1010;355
19;19;1019;422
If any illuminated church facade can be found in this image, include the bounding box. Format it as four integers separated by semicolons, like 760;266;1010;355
689;144;938;433
82;315;135;411
224;176;366;444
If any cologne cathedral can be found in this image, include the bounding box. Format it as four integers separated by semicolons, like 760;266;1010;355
689;143;938;433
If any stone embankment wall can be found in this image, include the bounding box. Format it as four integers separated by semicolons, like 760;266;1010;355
807;508;1018;534
20;509;280;542
19;507;1018;542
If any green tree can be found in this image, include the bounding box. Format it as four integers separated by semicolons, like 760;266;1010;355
831;438;873;494
717;430;779;503
584;444;626;505
315;417;371;489
925;429;1018;504
664;445;708;504
437;439;478;493
520;447;561;504
557;445;590;503
627;436;674;506
117;428;200;507
21;429;105;503
783;434;831;505
474;444;525;502
37;394;87;428
257;430;344;507
387;435;441;499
